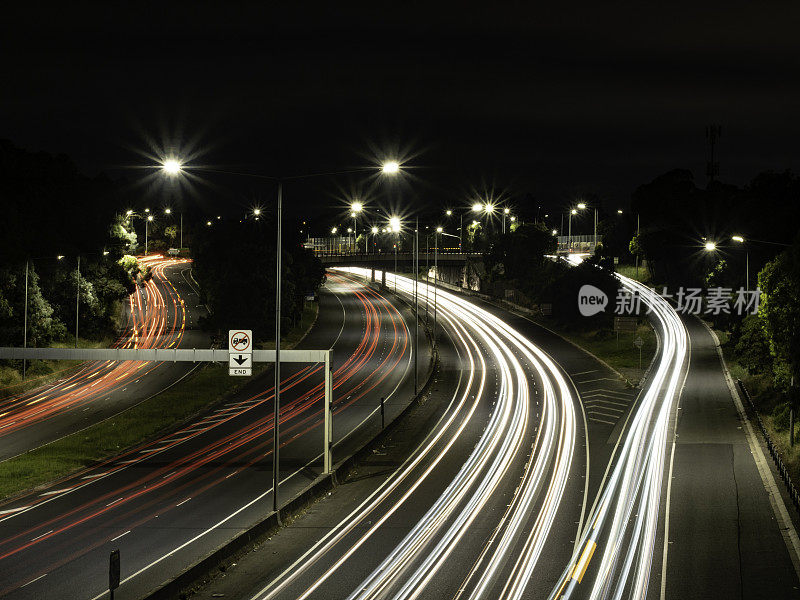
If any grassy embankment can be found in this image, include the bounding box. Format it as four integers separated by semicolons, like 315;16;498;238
0;303;319;501
716;328;800;484
0;336;115;400
537;318;657;386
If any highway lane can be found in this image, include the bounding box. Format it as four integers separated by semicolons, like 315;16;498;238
248;267;585;600
541;273;688;600
0;271;420;600
0;256;209;460
662;317;799;599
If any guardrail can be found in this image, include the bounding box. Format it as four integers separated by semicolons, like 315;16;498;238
737;378;800;514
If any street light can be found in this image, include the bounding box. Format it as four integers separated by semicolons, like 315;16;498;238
704;241;717;252
351;201;363;252
731;235;749;289
163;159;182;175
502;207;511;233
146;215;154;254
472;203;483;213
154;157;399;514
382;161;400;174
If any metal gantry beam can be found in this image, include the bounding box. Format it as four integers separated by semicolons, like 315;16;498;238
0;347;330;364
0;347;335;477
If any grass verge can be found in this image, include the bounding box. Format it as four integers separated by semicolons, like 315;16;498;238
717;328;800;484
535;318;657;386
0;302;319;501
0;336;115;400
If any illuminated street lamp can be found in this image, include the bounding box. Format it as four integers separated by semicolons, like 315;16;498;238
151;157;399;513
704;241;717;252
382;161;400;174
351;201;364;252
472;202;483;213
731;235;749;289
145;214;154;254
502;207;511;233
163;159;182;175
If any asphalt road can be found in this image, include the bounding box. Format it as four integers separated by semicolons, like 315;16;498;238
0;271;423;600
660;316;800;599
213;268;587;600
193;276;666;600
0;257;209;460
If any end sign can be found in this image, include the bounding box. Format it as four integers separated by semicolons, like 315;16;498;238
228;329;252;376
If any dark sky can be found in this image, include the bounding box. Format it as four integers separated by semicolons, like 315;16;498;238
3;3;800;232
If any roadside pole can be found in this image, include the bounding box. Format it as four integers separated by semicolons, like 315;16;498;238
414;218;419;394
22;260;28;380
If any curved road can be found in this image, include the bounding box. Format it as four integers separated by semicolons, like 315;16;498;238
0;271;421;600
0;256;209;460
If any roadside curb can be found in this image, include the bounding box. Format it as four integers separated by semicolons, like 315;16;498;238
142;291;437;600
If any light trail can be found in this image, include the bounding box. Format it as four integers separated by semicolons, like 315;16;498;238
253;268;580;600
548;271;689;600
0;257;191;440
0;273;413;599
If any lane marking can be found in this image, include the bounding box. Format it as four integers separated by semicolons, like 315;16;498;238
21;574;47;588
111;530;131;542
30;530;53;542
571;540;597;583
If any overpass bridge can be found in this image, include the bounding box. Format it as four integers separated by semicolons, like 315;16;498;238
318;251;482;268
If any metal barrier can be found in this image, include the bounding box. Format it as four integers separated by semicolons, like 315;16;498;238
737;379;800;514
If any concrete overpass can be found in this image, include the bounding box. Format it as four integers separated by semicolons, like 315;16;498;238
318;251;482;268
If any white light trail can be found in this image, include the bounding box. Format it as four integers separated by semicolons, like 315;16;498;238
548;272;689;600
253;268;580;600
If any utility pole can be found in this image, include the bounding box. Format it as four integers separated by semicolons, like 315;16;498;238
414;218;419;395
635;213;640;280
434;231;439;346
23;260;28;380
75;256;80;348
273;181;283;517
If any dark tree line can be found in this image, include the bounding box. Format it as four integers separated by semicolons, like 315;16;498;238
192;218;325;344
482;222;620;326
0;141;137;355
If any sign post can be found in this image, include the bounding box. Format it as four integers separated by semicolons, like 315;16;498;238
109;549;120;600
228;329;252;376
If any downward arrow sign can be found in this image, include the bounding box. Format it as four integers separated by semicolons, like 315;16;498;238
233;355;248;365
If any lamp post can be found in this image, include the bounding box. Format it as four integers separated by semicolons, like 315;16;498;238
731;235;748;289
145;215;153;254
158;157;400;515
390;216;401;293
503;207;510;233
22;260;28;380
371;226;378;254
351;201;363;253
75;256;80;348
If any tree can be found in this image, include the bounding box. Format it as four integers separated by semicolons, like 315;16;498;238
164;225;177;243
734;314;772;375
758;240;800;389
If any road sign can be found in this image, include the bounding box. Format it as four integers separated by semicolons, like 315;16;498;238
614;316;637;333
229;354;252;368
228;329;252;376
634;336;644;348
228;330;252;353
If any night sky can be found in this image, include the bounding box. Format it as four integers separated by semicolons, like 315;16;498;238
3;3;799;232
